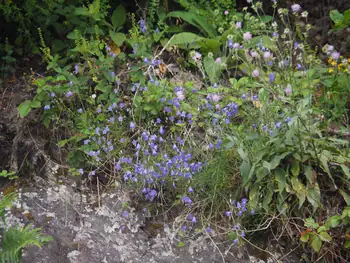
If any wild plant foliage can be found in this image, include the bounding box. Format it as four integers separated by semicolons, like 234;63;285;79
1;0;349;261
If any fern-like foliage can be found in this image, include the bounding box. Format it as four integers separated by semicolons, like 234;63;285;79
0;193;52;263
0;224;52;263
0;192;16;223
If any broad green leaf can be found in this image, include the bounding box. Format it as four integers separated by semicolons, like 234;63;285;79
317;226;327;233
222;137;234;149
345;240;350;249
18;100;32;118
319;232;332;242
326;216;341;228
270;152;290;170
237;147;248;161
166;11;216;38
30;99;41;108
240;161;251;186
291;161;300;176
310;235;322;252
320;151;336;187
291;177;306;208
260;15;272;23
306;183;321;212
112;5;126;29
330;10;344;24
275;168;286;193
341;164;350;179
74;7;89;16
199;38;221;53
258;88;268;105
262;185;273;211
203;55;223;83
168;32;203;48
249;185;259;209
110;31;126;46
263;161;271;171
305;218;319;229
304;165;313;184
300;232;309;242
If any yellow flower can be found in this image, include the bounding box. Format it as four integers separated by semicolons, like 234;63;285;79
331;61;337;66
328;58;333;64
328;68;334;73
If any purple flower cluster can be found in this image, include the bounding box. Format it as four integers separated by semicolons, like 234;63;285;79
139;20;147;33
231;198;249;217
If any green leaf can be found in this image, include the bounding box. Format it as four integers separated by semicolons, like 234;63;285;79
305;218;319;229
304;165;313;184
249;185;259;209
310;235;322;252
228;231;238;240
240;161;251;186
345;240;350;249
330;10;344;24
18;100;32;118
177;241;185;247
199;38;221;53
275;168;287;193
319;232;332;242
222;137;234;149
203;55;223;83
300;232;310;242
166;11;216;38
341;164;350;179
340;190;350;205
260;15;272;23
110;31;126;46
262;184;274;211
291;177;306;208
317;226;328;233
291;161;300;176
326;216;341;228
111;5;126;29
320;150;336;187
270;152;290;170
307;183;321;212
168;32;203;48
74;7;89;16
237;147;248;161
30;99;41;108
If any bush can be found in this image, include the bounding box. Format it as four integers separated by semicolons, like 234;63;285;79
6;0;350;260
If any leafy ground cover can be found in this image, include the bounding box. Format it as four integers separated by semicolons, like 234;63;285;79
1;0;349;262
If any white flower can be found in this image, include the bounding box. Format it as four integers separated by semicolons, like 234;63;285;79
91;94;97;99
263;51;272;60
251;51;258;58
284;84;292;96
291;4;301;13
176;91;185;100
252;69;260;78
301;11;308;17
211;94;220;102
243;32;252;41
